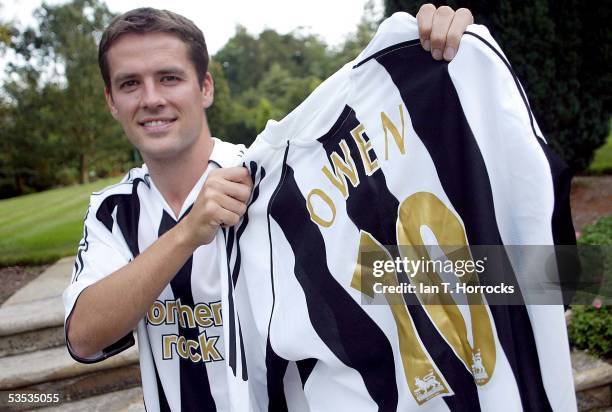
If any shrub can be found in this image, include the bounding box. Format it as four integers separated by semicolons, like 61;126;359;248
579;215;612;246
568;305;612;358
569;216;612;357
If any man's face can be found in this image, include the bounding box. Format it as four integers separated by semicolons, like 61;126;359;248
104;32;213;162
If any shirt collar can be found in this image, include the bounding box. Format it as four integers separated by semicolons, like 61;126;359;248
208;137;245;169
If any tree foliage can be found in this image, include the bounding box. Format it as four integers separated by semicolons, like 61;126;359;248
7;1;607;197
1;75;66;196
385;0;612;172
0;2;13;48
211;3;378;145
0;1;380;198
1;0;131;197
27;0;127;184
212;23;336;144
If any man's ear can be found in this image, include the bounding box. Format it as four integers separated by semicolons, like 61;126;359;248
202;72;214;110
104;87;119;119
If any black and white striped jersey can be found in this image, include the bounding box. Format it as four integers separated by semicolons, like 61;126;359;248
63;138;245;412
221;13;577;411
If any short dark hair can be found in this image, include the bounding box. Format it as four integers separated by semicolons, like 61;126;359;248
98;8;209;90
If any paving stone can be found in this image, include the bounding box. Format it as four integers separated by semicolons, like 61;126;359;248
0;326;65;358
3;257;74;308
0;297;64;336
576;384;611;412
0;345;138;390
0;365;142;412
27;364;142;404
23;387;144;412
572;350;612;391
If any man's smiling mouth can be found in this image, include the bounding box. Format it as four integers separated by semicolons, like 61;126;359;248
139;118;177;127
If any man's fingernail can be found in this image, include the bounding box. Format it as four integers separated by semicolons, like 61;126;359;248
432;48;443;60
423;39;431;51
443;46;456;61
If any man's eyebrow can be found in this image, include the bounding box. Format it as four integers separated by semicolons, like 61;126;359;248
113;72;137;84
112;68;187;84
157;67;187;76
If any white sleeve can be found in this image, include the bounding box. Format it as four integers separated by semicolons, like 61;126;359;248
62;200;134;363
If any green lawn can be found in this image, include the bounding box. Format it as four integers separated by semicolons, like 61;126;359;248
588;124;612;174
0;177;120;266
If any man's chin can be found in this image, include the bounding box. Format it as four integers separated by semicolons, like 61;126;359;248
139;143;185;163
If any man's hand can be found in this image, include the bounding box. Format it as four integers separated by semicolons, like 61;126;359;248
416;4;474;61
180;167;253;247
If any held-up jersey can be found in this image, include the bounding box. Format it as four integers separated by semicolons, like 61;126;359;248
220;13;577;411
63;138;244;412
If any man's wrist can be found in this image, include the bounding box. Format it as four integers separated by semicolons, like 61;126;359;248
173;218;201;253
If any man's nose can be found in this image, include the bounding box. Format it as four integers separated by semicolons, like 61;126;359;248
140;79;165;109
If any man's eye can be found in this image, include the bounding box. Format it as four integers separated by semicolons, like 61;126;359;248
120;80;138;89
161;75;180;83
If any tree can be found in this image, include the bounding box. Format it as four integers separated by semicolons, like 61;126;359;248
213;27;333;145
333;0;381;66
214;26;264;96
385;0;612;172
0;97;19;197
36;0;126;183
0;2;12;47
254;98;276;134
9;0;128;185
215;25;333;96
207;59;233;140
210;2;384;146
0;70;67;195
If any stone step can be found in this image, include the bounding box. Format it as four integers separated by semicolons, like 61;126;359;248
0;257;76;358
2;257;73;308
0;296;64;337
0;380;143;412
0;345;139;390
572;349;612;411
31;387;144;412
0;325;65;358
0;296;66;358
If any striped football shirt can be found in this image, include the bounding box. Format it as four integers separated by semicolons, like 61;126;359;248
220;13;577;412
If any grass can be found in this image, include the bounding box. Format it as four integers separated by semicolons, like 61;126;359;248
588;124;612;174
0;177;120;266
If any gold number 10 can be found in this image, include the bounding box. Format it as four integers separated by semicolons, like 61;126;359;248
351;192;496;404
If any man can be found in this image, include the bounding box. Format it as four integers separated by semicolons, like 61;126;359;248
63;5;474;411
